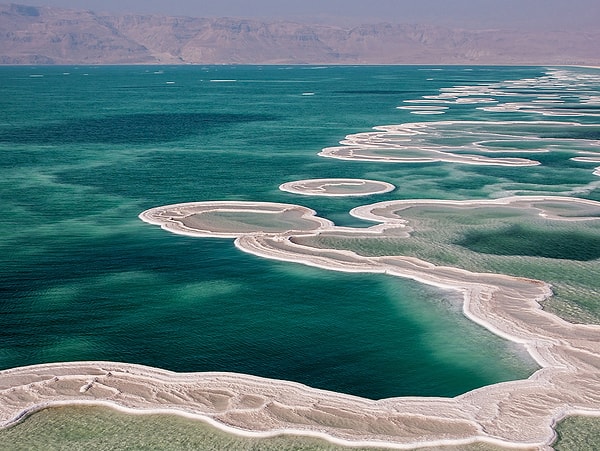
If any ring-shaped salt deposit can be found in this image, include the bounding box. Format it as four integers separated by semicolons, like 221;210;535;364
139;201;333;238
279;178;395;197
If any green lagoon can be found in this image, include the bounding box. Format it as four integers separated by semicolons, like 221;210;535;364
1;65;599;448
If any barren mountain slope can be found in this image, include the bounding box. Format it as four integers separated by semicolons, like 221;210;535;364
1;3;598;65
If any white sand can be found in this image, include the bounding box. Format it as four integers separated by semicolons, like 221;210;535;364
2;195;600;450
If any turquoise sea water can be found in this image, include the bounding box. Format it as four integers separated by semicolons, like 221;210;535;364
1;65;599;409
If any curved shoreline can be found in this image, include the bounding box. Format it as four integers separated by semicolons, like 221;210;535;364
0;363;543;450
3;195;599;449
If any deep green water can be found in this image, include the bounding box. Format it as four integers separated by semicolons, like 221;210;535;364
0;65;599;423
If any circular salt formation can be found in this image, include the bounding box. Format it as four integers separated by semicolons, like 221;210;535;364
279;178;395;197
139;201;333;238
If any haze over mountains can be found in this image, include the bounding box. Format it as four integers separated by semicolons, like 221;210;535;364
1;2;599;65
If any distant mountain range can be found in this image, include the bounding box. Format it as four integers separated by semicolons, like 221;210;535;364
1;3;599;65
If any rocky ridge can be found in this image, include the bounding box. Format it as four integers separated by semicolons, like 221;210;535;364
1;3;599;65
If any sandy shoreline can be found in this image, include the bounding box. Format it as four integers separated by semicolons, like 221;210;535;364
3;195;599;449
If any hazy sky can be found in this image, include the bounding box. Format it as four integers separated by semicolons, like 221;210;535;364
21;0;600;29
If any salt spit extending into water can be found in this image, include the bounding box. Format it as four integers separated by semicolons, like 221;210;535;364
2;194;599;450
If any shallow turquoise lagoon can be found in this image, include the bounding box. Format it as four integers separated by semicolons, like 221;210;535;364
1;65;599;403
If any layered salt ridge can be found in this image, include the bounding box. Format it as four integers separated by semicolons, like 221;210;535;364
318;120;600;168
407;68;600;119
3;196;598;449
